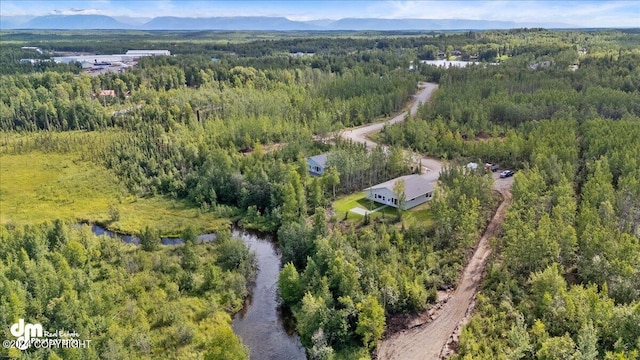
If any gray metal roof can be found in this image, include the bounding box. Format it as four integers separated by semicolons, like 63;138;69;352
365;174;434;200
308;153;328;167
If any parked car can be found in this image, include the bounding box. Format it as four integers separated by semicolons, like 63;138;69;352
485;163;500;172
500;170;514;178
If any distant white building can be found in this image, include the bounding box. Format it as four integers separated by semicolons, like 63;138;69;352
365;174;434;210
21;46;43;54
53;54;133;64
53;50;169;66
530;61;551;70
20;59;42;64
126;50;171;56
290;52;314;57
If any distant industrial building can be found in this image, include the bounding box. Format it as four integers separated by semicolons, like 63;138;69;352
53;55;134;67
20;59;49;64
126;50;171;56
21;46;43;54
53;50;170;67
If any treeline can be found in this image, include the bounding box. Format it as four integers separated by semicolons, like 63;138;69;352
278;167;496;357
0;47;82;75
0;57;417;131
0;221;253;359
6;28;632;59
382;47;640;166
0;72;111;130
325;140;411;195
102;121;318;230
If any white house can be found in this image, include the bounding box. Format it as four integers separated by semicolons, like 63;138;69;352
364;174;434;210
307;153;328;176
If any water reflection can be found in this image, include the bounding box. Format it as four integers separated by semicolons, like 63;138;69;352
88;223;305;359
231;228;306;360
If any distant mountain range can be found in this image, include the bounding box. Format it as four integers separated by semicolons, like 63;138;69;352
1;14;575;31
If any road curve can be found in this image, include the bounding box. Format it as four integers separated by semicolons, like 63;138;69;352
340;82;438;150
339;82;443;184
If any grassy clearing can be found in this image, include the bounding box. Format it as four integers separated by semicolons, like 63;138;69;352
333;192;378;221
0;151;228;236
332;191;433;225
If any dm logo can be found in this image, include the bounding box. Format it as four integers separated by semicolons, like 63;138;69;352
10;319;43;350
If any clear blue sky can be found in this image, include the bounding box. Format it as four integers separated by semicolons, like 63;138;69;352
2;1;639;27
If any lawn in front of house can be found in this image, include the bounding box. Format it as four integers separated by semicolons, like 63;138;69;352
403;201;434;226
332;191;433;225
333;192;373;212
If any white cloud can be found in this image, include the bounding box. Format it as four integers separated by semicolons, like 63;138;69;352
51;8;105;15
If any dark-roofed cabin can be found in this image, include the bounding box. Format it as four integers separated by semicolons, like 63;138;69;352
364;174;434;210
307;153;328;176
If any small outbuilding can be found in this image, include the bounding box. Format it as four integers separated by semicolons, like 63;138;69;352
308;153;328;176
364;174;434;210
466;162;479;170
98;90;116;97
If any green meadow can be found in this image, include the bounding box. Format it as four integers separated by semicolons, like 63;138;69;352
0;149;227;236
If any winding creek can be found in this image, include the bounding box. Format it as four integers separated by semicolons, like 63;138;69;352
231;229;306;360
89;224;306;360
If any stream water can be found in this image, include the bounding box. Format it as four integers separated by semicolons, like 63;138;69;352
231;228;306;360
89;224;306;359
89;224;217;245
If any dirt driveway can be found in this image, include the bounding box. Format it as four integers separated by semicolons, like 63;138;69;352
376;189;511;359
338;82;515;359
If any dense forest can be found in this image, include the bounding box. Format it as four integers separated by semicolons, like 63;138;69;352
1;28;639;359
378;30;640;360
278;166;496;357
0;222;254;359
